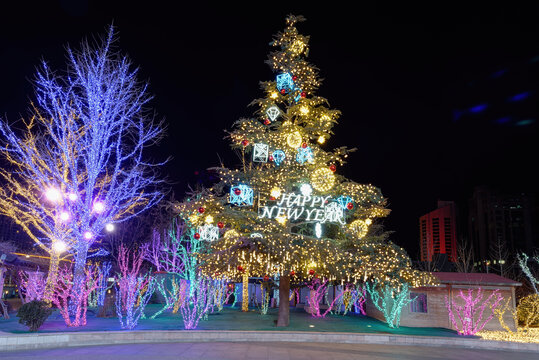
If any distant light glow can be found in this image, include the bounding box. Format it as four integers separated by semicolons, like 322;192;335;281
105;223;115;232
68;193;78;201
59;212;70;221
45;188;61;202
516;119;535;126
508;92;531;102
495;117;511;125
84;231;93;240
469;103;488;113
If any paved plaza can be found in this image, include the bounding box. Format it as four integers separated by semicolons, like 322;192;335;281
2;342;538;360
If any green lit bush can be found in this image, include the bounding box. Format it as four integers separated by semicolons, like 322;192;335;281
16;300;53;332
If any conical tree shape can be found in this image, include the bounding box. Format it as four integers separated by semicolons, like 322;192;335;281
177;15;434;327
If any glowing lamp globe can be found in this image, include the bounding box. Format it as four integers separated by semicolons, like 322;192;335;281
105;223;115;232
52;241;67;253
45;188;61;203
93;201;105;213
84;231;93;240
59;212;70;222
300;184;313;196
270;187;282;199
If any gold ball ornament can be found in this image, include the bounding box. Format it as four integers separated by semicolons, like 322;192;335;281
349;219;371;239
286;131;303;149
310;167;336;192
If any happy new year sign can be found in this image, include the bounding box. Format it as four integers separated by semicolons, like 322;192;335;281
258;193;345;225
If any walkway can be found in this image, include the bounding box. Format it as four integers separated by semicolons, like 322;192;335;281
2;341;538;360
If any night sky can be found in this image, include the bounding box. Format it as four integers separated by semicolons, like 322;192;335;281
1;3;538;257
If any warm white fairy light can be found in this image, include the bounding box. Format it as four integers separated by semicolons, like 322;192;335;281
105;223;115;232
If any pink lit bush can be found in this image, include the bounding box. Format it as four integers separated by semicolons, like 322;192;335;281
445;288;503;335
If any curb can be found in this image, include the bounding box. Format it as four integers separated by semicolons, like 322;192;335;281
1;330;539;352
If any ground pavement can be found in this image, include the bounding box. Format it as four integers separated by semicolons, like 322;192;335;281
2;341;538;360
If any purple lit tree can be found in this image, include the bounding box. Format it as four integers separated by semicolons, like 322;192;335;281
115;244;155;329
306;278;343;318
0;26;166;298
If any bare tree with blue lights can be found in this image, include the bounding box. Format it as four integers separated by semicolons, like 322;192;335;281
0;26;166;299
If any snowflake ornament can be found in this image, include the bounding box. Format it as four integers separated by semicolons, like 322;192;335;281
230;184;254;206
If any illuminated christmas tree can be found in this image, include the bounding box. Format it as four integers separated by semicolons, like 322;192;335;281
177;15;434;327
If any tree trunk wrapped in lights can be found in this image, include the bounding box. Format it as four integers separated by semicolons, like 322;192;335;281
174;15;435;327
0;25;166;301
445;288;503;336
517;253;539;294
51;264;101;327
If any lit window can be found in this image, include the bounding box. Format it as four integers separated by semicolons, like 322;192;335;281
410;293;428;313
